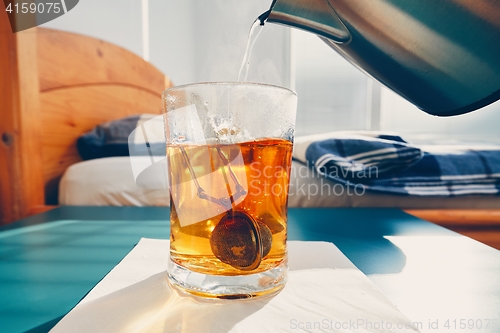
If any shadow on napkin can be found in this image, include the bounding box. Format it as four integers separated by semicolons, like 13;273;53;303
51;269;420;333
50;241;419;333
50;271;271;333
50;242;347;333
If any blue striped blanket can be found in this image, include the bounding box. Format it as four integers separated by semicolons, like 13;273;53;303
294;132;500;196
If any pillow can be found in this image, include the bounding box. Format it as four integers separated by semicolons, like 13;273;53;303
77;114;164;160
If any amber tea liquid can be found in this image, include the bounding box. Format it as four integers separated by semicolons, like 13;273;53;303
168;138;292;276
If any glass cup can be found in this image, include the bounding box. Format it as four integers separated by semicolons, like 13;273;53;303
163;82;297;299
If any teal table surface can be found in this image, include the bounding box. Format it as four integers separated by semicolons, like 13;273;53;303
1;207;499;333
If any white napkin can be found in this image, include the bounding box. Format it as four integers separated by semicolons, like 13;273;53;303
50;239;420;333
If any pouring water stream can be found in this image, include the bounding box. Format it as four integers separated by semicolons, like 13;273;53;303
237;19;265;82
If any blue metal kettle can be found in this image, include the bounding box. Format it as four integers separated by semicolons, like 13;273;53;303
260;0;500;116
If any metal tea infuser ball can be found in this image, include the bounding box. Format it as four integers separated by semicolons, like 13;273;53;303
179;145;272;270
211;211;272;270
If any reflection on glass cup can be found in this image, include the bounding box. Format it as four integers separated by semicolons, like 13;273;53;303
163;82;297;299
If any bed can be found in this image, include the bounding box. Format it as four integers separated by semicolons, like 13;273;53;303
60;154;500;209
0;24;172;223
1;22;499;249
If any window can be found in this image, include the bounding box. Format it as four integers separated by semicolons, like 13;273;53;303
292;29;371;136
380;88;500;144
292;29;500;144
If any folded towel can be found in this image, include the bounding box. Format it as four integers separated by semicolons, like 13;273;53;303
294;132;500;196
306;134;423;180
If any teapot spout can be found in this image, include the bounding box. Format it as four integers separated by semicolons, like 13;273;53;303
260;0;350;43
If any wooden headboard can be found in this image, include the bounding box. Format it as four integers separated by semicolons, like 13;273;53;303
38;28;172;204
1;15;173;224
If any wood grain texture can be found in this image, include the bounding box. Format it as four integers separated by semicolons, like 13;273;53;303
405;209;500;250
1;9;44;225
16;30;45;215
457;230;500;250
37;28;172;94
40;85;163;203
405;209;500;226
0;9;18;224
35;28;172;205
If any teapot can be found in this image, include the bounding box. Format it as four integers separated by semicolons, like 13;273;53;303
259;0;500;116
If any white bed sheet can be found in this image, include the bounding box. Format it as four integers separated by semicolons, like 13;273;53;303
59;157;500;208
59;157;169;207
